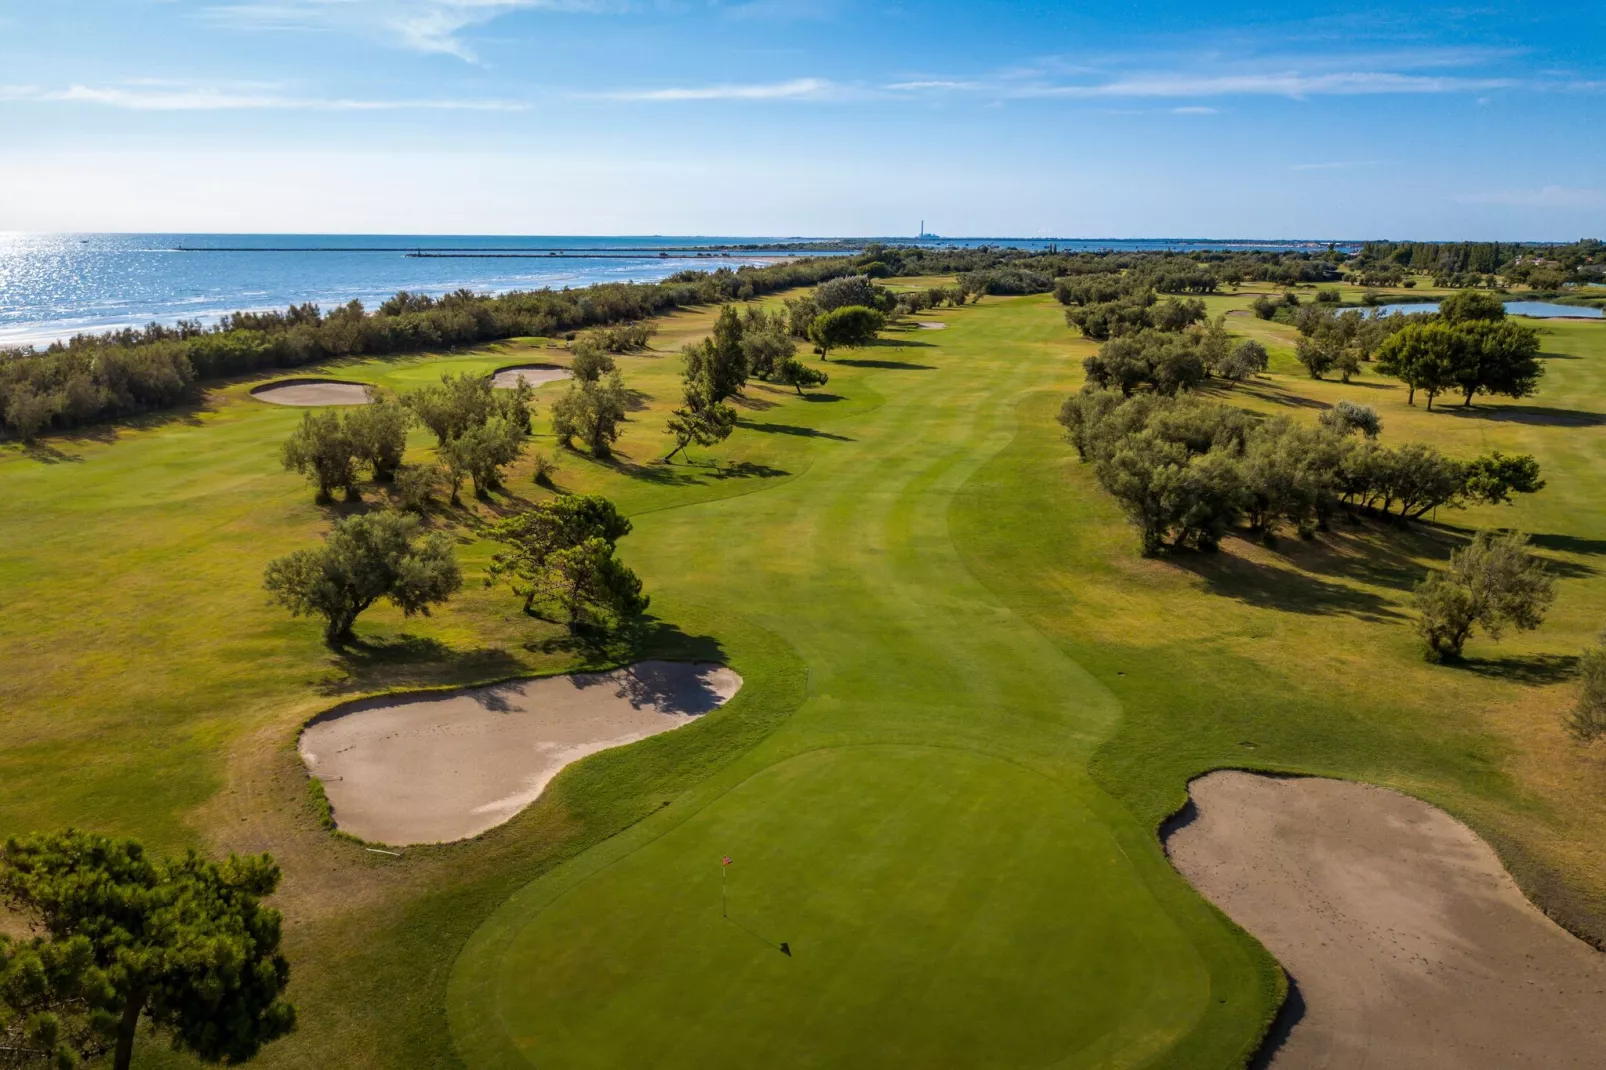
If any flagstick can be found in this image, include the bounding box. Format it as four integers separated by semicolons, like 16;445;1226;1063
721;860;728;918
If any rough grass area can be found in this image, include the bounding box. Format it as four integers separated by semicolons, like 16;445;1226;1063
2;284;1604;1068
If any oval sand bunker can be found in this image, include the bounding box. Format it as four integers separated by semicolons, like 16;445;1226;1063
1167;771;1606;1068
252;379;372;406
492;364;570;389
300;661;741;846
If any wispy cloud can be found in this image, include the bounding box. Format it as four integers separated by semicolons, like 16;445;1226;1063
587;78;835;101
1457;186;1606;209
886;70;1515;100
2;83;527;111
1170;106;1217;115
1290;160;1378;171
201;0;612;62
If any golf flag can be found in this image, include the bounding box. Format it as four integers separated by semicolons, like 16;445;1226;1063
722;856;732;866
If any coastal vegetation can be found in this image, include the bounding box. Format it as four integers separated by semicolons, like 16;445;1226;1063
4;252;1606;1068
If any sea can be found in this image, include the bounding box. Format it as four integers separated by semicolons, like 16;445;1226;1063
0;233;1348;350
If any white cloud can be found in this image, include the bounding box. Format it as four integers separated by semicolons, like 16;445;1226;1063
1021;71;1513;98
202;0;611;61
589;78;835;101
883;80;986;92
1290;160;1377;171
883;70;1514;101
4;83;527;111
1170;106;1217;115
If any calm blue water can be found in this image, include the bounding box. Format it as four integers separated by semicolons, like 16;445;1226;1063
0;233;1353;349
1366;300;1604;320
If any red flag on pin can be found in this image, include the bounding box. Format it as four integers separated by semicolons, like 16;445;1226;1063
722;856;732;866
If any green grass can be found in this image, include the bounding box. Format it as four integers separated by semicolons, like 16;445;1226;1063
4;287;1606;1068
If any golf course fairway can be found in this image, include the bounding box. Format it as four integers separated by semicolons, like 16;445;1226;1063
448;299;1276;1068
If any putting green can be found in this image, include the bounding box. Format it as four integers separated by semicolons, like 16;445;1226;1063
450;299;1276;1068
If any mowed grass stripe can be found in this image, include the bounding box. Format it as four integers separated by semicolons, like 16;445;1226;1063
449;297;1273;1068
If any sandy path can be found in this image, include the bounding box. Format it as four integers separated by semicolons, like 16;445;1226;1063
251;379;372;406
299;661;741;846
1167;771;1606;1068
492;364;570;389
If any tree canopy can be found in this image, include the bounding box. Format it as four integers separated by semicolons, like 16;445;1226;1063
1414;531;1554;662
0;831;295;1070
486;495;646;629
550;372;629;459
807;306;885;360
263;511;461;644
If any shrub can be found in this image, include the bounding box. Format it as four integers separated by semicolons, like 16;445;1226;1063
1413;531;1555;662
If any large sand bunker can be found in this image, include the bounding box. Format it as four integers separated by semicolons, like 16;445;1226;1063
915;321;948;330
299;661;741;845
492;364;570;389
1167;771;1606;1068
251;379;372;406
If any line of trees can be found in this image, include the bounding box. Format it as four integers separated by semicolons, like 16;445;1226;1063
1375;293;1544;409
0;255;865;441
1078;313;1270;395
1058;390;1544;554
4;243;1414;441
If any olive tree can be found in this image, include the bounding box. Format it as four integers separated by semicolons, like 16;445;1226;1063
343;389;410;482
550;372;629;459
280;410;357;503
439;416;524;499
0;831;295;1070
569;338;617;383
1414;530;1554;662
808;306;885;360
1318;399;1382;439
263;511;461;644
1569;632;1606;742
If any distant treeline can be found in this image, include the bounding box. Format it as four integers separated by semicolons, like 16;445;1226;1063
1354;238;1604;289
2;241;1508;439
1;255;878;438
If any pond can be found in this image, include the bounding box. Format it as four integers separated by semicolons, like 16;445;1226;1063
1364;300;1604;319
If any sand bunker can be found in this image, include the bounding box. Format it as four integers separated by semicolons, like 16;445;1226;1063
492;364;570;389
299;661;741;845
915;321;948;330
251;379;372;406
1167;771;1606;1068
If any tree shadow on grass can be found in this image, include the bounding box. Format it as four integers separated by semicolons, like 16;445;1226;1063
17;441;86;464
524;614;727;670
831;358;937;370
735;419;852;441
1443;405;1606;428
1457;652;1581;686
319;635;528;696
1173;544;1406;623
732;391;779;411
1530;533;1606;557
800;392;845;403
1219;380;1328;411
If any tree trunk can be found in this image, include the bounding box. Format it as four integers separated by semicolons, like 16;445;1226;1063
114;989;146;1070
1407;383;1416;405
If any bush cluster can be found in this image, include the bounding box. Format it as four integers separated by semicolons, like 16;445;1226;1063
1058;390;1544;555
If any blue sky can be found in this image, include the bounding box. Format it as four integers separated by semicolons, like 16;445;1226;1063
0;1;1602;238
